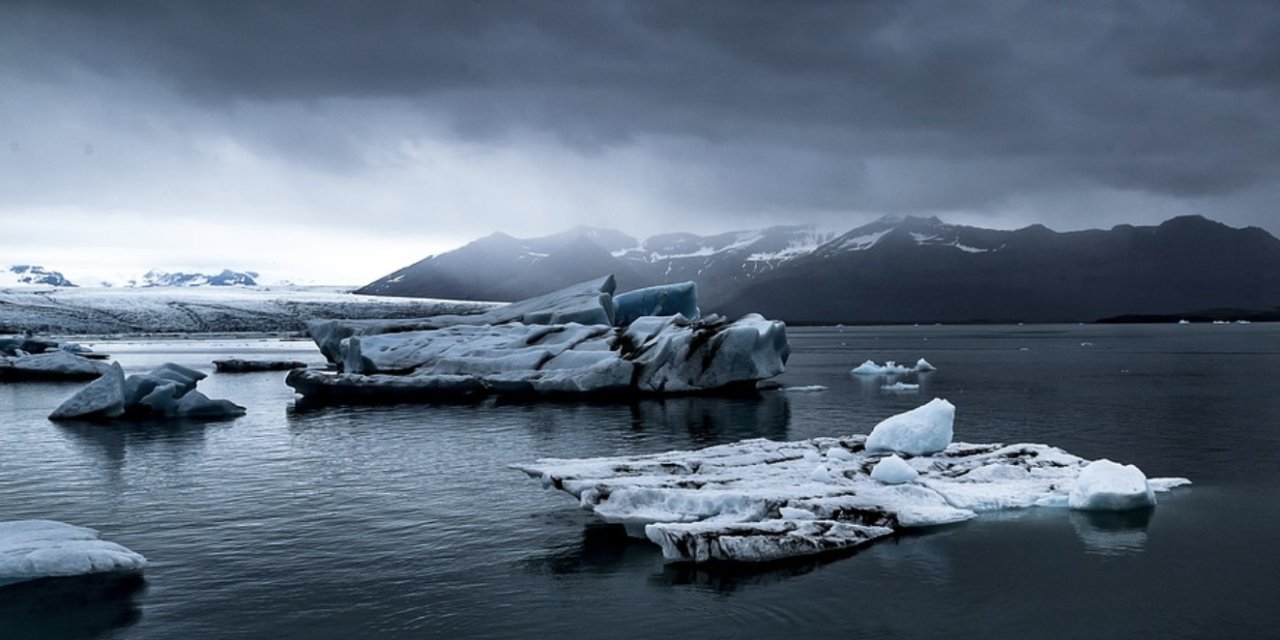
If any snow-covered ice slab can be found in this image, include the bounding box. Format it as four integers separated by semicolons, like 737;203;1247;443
0;350;111;380
213;358;308;372
515;399;1190;564
0;520;147;588
49;362;246;421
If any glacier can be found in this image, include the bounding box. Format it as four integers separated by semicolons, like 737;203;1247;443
0;520;147;588
49;362;246;421
290;276;790;402
515;398;1190;564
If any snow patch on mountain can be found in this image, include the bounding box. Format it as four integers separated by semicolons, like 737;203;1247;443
1;265;76;287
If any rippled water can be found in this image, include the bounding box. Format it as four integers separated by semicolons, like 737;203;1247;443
2;325;1279;639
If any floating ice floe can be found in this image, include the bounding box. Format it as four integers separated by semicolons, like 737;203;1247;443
288;277;789;402
0;520;147;588
782;385;828;393
0;350;112;380
515;398;1190;564
48;362;246;421
851;358;936;376
881;382;920;393
213;358;308;373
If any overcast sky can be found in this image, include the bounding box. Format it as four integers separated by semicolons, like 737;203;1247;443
2;1;1278;284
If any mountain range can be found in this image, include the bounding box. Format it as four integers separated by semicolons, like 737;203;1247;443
0;267;261;288
358;215;1280;323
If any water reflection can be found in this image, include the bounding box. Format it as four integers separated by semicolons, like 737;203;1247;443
1069;508;1154;556
0;572;145;640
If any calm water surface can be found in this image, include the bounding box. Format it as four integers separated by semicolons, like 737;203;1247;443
2;325;1278;639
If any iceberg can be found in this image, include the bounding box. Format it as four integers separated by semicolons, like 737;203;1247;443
307;276;618;367
0;350;112;380
865;398;955;456
0;520;147;588
49;362;245;421
213;358;308;372
515;399;1190;564
289;276;790;402
851;358;936;376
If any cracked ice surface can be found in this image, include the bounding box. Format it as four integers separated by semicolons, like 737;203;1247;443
515;400;1190;564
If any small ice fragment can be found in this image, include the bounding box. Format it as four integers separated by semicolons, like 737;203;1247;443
870;455;919;484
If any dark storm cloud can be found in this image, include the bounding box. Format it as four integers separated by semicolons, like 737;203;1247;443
2;0;1279;244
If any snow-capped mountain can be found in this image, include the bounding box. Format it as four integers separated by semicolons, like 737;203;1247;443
1;265;77;287
359;215;1280;323
356;224;833;306
128;269;260;287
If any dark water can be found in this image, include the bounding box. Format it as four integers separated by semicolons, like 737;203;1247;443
2;325;1279;639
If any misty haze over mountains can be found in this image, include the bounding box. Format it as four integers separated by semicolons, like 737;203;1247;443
359;215;1280;323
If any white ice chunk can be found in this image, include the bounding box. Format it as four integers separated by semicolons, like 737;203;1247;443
915;358;937;372
1068;459;1156;511
871;455;919;484
881;382;919;392
865;398;955;456
0;520;147;587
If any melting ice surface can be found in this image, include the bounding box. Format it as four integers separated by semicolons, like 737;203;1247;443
516;398;1190;564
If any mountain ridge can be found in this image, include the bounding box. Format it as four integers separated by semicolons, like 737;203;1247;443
357;215;1280;323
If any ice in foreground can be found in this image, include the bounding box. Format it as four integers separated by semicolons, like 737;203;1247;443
49;362;246;421
289;276;790;401
515;399;1190;564
0;520;147;588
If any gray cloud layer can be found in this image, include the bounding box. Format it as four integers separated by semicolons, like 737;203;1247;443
2;0;1278;281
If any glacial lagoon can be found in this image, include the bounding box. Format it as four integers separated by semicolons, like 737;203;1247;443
2;324;1278;639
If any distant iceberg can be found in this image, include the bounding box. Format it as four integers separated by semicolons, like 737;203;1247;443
515;398;1190;564
290;276;790;402
851;358;936;376
0;520;147;588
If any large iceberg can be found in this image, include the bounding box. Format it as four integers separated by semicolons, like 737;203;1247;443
306;276;618;366
0;520;147;588
515;399;1190;564
289;276;790;402
49;362;246;421
612;281;699;327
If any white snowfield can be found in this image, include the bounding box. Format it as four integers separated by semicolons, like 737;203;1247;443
0;520;147;588
49;362;246;421
0;285;492;335
851;358;936;376
290;276;790;401
515;399;1190;564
